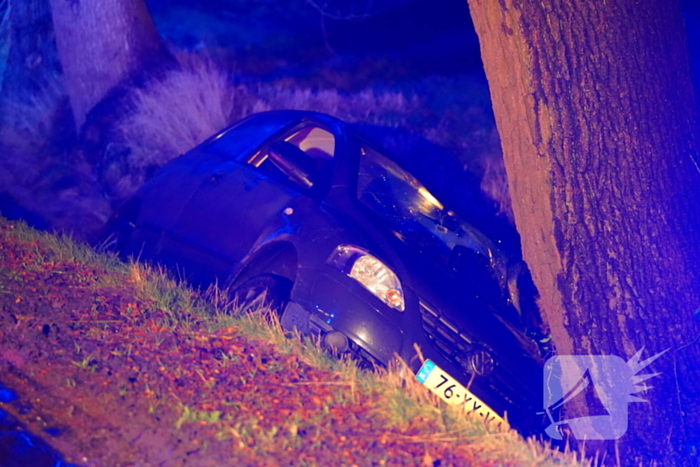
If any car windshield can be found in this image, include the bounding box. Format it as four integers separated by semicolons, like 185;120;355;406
356;145;502;275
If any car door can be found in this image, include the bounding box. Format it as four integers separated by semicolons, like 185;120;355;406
163;122;338;286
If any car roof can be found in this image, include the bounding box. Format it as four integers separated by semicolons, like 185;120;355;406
240;110;347;131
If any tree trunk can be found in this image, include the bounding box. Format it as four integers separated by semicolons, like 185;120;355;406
468;0;700;464
48;0;171;129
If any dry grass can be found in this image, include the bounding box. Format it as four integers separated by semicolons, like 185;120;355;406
252;85;424;126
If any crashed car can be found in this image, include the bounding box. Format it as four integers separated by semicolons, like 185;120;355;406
97;110;546;434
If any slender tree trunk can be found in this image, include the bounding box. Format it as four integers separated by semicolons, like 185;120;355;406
468;0;700;464
48;0;171;129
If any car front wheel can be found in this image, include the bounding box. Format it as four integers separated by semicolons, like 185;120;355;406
93;219;134;257
229;274;293;317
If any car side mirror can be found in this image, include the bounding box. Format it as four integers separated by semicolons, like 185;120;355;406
267;141;317;189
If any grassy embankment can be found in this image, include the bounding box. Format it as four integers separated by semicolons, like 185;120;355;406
0;217;590;466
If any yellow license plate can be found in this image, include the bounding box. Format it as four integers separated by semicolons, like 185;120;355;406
416;359;506;427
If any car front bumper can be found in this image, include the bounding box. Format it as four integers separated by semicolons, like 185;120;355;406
279;266;545;432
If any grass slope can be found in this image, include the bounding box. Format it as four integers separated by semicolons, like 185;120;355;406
0;217;588;466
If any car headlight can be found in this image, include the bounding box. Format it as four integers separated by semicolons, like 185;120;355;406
328;245;405;311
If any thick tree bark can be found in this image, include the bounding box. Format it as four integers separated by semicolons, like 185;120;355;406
48;0;170;129
468;0;700;464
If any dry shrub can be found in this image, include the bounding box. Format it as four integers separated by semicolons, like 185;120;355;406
0;75;111;239
104;52;257;203
0;77;66;160
121;52;241;164
252;85;423;127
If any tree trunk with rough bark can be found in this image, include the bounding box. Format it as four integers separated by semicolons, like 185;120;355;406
468;0;700;464
48;0;171;129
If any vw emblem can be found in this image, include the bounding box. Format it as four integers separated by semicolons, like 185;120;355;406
468;349;495;376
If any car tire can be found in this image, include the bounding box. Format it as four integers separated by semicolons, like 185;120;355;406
229;274;293;317
93;219;133;257
92;198;140;257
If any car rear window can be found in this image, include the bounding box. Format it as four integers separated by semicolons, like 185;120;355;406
206;114;296;160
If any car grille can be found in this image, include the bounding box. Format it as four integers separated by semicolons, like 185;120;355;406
418;300;479;369
418;300;530;408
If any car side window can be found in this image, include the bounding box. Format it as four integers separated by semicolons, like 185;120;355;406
247;125;336;189
286;126;335;160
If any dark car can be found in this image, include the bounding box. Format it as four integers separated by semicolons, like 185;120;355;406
98;110;546;434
